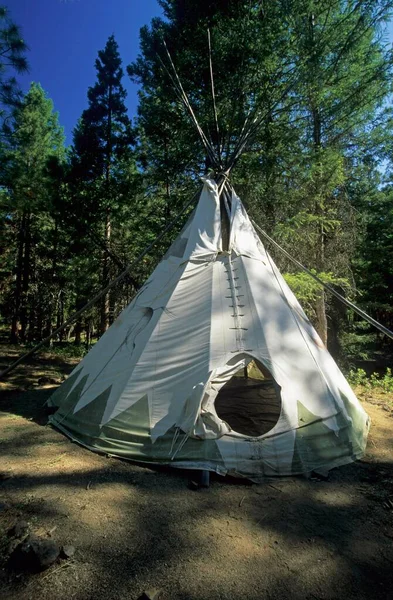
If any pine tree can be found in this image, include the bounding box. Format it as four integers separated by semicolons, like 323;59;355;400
128;1;294;209
69;35;134;335
279;1;393;344
349;155;393;363
129;0;393;346
1;82;65;342
0;5;28;132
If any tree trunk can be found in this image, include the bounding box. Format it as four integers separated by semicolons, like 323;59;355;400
313;162;328;346
10;212;26;343
100;85;113;336
314;180;328;346
47;219;59;344
100;208;111;335
85;319;92;350
309;13;328;346
315;290;328;346
56;290;64;341
264;112;277;230
47;295;53;347
20;211;31;341
37;307;44;342
74;319;82;345
164;135;171;224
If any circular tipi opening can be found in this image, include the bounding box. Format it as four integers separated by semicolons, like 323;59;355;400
214;358;282;437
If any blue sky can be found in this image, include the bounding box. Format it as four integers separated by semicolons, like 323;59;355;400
8;0;164;143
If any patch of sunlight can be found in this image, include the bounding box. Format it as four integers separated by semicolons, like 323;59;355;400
188;512;268;558
0;382;18;391
312;488;357;507
277;545;339;577
6;453;105;476
232;359;266;379
176;536;339;600
0;412;25;421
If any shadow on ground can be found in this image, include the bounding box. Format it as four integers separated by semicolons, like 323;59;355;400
1;377;393;599
0;344;77;392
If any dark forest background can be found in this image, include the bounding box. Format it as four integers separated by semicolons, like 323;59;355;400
1;1;393;373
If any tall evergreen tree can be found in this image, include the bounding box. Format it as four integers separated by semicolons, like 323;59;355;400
280;1;393;344
129;1;292;185
1;82;65;341
0;5;28;132
129;0;393;346
69;35;134;334
349;151;393;363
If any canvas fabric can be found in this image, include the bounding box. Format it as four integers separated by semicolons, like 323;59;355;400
49;179;370;479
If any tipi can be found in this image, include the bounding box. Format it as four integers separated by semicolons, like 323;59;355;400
48;178;369;479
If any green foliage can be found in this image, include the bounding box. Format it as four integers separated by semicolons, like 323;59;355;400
348;368;393;394
1;1;393;362
43;343;92;359
353;187;393;327
2;82;65;200
69;35;134;219
283;270;351;318
128;0;393;347
347;367;368;387
0;5;29;130
340;330;379;362
66;35;141;335
73;36;133;173
0;83;66;341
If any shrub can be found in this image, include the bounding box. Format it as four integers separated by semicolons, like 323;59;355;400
348;367;393;393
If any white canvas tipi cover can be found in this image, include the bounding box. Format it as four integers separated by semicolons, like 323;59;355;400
49;179;369;479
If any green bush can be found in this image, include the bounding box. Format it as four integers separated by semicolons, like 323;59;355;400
348;367;393;393
348;368;368;387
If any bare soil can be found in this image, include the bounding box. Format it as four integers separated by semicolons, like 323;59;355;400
1;347;393;600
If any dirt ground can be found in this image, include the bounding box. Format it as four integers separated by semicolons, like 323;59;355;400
1;348;393;600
